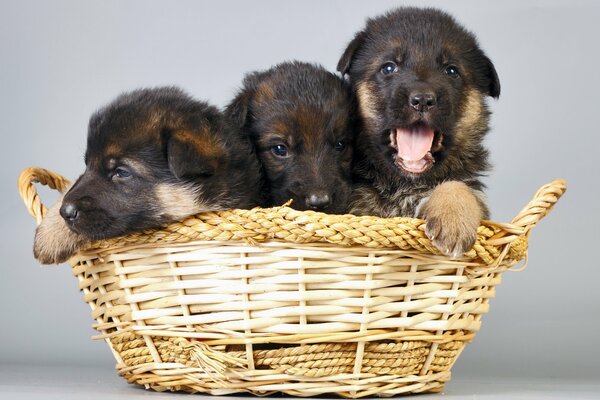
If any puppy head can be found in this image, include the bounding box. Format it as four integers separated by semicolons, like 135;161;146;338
227;62;355;214
338;8;499;181
61;87;231;240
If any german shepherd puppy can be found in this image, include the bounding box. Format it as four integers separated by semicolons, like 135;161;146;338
34;87;263;264
226;61;355;214
337;8;500;257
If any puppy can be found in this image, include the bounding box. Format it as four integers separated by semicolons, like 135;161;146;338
226;61;356;214
337;7;500;256
34;87;263;264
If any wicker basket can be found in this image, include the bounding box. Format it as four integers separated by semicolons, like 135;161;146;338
18;167;566;397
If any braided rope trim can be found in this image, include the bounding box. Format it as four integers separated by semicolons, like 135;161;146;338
18;167;566;267
109;332;458;396
110;332;462;380
82;207;526;266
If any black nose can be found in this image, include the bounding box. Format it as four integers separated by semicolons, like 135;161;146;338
60;202;79;222
409;92;437;112
306;193;331;211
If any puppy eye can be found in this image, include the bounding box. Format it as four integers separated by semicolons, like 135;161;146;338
114;167;132;178
380;61;398;75
271;144;289;158
445;65;460;78
334;140;346;152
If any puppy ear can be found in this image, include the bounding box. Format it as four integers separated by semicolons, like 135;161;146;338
337;31;367;76
225;90;252;129
225;74;260;129
166;129;225;180
479;55;501;99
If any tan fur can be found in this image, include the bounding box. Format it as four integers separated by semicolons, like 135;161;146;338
293;105;331;150
104;143;122;158
267;120;292;139
122;158;152;178
33;196;88;264
255;82;275;104
418;181;484;258
172;129;224;172
356;82;379;123
350;184;430;218
454;89;485;141
154;183;205;220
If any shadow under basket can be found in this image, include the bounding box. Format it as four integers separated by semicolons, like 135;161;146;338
18;167;566;398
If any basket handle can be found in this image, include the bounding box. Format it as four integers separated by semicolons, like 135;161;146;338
18;167;71;226
509;179;567;233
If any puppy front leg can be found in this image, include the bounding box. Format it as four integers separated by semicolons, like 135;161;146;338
417;181;486;257
33;197;88;264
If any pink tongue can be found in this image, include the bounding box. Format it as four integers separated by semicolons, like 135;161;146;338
395;126;435;161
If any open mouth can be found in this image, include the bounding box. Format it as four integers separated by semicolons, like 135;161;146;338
389;123;443;176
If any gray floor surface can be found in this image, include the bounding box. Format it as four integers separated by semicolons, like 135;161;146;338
0;364;598;400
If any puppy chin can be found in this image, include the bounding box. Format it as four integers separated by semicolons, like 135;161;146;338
33;197;89;264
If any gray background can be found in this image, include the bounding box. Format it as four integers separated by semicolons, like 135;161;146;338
1;0;598;397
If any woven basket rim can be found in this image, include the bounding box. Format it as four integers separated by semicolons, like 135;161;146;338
18;167;567;267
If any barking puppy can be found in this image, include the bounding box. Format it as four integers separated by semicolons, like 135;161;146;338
34;87;263;264
337;7;500;256
226;61;356;214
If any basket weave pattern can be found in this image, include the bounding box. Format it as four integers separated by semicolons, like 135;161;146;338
18;167;566;397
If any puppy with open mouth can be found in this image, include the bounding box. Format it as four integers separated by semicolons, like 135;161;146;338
338;7;501;256
226;61;356;214
34;87;263;264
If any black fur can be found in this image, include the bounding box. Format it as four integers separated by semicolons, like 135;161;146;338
226;61;356;214
337;7;500;218
61;86;263;240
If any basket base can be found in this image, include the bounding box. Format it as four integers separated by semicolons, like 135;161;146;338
111;332;457;397
120;370;448;397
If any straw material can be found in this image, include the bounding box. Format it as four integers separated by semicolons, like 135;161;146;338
18;167;566;397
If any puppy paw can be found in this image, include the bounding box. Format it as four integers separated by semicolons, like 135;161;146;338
33;236;82;264
419;181;485;258
424;211;479;257
33;199;87;264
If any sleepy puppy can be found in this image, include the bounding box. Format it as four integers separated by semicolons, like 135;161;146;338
337;8;500;256
226;61;356;214
34;87;263;264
